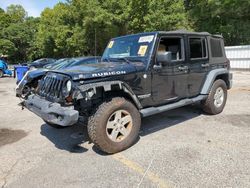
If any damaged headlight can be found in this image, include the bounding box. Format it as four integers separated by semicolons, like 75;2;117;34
66;80;72;92
62;80;72;97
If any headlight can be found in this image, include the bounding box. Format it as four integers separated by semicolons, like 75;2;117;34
66;80;72;92
62;80;72;97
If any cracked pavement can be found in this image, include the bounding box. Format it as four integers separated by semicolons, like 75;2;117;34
0;71;250;188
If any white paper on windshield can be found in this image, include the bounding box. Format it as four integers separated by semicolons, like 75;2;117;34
138;45;148;56
138;35;154;43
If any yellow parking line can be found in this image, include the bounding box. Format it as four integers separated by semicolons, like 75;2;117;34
113;153;170;188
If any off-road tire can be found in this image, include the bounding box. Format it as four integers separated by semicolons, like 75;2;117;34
0;70;3;78
87;97;141;154
202;79;227;115
44;120;67;129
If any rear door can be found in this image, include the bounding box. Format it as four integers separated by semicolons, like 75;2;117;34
187;36;209;97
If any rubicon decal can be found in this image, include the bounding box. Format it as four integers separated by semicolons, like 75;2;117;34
92;71;126;77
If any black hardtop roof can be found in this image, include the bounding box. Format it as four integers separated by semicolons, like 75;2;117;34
158;30;211;36
156;30;223;38
113;30;223;39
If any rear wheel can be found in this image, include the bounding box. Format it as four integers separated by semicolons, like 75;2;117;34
87;97;141;154
0;70;3;78
202;79;227;115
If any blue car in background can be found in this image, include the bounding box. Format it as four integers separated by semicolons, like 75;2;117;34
29;58;57;69
0;58;12;78
16;56;101;98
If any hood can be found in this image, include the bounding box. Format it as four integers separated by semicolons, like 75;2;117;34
51;61;145;80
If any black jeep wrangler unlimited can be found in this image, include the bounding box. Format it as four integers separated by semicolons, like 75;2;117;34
23;30;232;153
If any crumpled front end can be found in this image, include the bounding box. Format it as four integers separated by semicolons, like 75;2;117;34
22;72;79;126
24;94;79;126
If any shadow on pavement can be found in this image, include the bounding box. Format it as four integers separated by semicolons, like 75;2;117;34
140;105;202;136
40;105;202;154
40;123;90;153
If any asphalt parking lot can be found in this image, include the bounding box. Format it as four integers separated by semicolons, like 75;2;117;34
0;71;250;188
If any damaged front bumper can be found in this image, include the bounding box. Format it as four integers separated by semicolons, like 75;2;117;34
24;94;79;126
15;71;29;97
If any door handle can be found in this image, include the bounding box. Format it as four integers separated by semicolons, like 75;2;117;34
201;63;210;68
178;66;189;71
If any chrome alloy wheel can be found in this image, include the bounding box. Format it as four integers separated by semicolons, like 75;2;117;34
214;87;224;108
106;110;133;142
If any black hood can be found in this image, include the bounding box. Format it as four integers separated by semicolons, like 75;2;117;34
51;61;146;80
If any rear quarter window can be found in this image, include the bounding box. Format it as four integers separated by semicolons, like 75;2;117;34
210;38;223;57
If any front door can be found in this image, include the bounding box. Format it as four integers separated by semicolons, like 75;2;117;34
151;36;189;105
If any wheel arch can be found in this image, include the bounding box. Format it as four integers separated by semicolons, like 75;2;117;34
214;74;230;89
74;81;142;109
200;68;231;95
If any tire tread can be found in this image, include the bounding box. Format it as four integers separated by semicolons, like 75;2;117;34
87;97;140;153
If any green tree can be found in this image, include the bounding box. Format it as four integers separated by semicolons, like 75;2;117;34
0;39;16;57
0;5;40;63
100;0;130;35
1;0;249;63
187;0;250;45
6;4;27;23
0;8;11;30
37;2;87;57
127;0;149;33
145;0;191;32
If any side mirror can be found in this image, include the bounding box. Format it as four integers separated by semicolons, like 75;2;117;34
156;51;172;64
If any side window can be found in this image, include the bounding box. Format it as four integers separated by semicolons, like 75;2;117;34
210;38;223;57
189;38;207;59
157;37;184;61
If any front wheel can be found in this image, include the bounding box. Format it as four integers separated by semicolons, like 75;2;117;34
87;97;141;154
201;79;227;115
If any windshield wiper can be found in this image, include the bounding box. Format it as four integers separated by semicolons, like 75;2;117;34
102;58;110;63
113;57;131;64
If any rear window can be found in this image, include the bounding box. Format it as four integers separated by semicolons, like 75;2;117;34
189;38;207;59
210;38;223;57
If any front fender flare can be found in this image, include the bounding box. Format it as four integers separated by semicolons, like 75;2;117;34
73;81;142;109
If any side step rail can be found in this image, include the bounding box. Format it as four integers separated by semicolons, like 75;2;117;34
140;95;207;117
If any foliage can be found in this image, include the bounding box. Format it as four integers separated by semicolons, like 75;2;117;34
0;5;39;63
0;1;249;63
145;0;191;31
186;0;250;45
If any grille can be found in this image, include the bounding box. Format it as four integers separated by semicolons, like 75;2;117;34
38;73;70;102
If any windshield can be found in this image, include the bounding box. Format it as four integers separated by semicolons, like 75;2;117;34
102;34;156;61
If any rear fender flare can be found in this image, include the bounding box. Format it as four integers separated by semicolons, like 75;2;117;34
200;68;230;95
